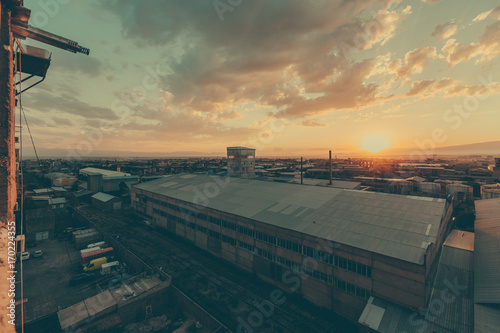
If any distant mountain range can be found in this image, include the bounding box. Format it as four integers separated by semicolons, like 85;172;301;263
383;140;500;157
22;140;500;159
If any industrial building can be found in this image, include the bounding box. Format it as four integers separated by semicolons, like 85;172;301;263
25;208;55;242
487;158;500;179
79;167;138;194
131;174;453;323
91;192;122;211
227;147;256;178
481;183;500;199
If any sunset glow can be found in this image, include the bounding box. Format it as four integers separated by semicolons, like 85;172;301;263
18;0;500;157
361;135;391;154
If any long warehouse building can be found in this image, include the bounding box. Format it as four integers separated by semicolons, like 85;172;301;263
131;174;454;323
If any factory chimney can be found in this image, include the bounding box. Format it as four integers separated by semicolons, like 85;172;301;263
329;150;332;185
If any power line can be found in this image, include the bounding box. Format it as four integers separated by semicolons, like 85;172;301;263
21;106;41;169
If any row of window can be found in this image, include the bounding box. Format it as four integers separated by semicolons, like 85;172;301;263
277;238;302;254
153;207;256;254
238;240;254;252
276;255;301;272
303;246;333;265
275;257;370;299
257;248;275;261
152;201;371;278
153;205;369;299
255;231;276;245
154;200;259;240
333;277;370;299
334;256;372;278
222;234;237;246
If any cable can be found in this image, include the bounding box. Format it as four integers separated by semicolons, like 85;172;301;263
21;107;41;169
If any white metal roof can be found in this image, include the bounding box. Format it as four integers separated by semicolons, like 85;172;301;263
49;197;66;205
79;167;133;178
91;192;118;203
133;174;448;264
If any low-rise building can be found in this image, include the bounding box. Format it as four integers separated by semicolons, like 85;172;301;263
25;208;55;243
131;174;454;323
91;192;122;211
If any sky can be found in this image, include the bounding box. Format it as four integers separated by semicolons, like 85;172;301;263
19;0;500;158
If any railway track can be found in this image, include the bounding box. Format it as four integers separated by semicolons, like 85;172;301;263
75;206;356;333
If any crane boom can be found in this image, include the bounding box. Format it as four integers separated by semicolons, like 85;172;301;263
11;22;89;55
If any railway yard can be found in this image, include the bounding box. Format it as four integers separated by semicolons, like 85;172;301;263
74;205;357;333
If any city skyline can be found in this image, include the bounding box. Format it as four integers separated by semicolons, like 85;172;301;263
20;0;500;158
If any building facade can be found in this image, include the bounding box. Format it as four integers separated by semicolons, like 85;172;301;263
227;147;255;178
131;174;453;323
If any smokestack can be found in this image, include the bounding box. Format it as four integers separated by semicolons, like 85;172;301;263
301;157;303;184
329;150;332;185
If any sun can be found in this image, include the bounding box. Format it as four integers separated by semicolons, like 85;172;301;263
361;134;391;153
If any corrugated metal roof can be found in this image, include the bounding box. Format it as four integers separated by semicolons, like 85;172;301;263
426;245;474;332
474;198;500;303
91;192;118;203
49;197;66;205
443;229;474;252
474;304;500;333
359;231;474;333
133;174;448;264
79;167;134;178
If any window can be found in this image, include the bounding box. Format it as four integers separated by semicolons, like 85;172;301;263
257;248;274;261
146;305;152;315
333;255;372;277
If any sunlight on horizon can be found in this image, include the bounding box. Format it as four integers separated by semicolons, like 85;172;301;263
361;135;391;154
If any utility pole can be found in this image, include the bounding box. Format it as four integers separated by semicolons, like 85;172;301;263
300;157;303;184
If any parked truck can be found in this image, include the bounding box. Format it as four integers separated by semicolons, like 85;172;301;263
100;261;120;275
83;257;108;272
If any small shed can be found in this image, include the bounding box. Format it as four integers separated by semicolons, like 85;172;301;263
25;208;55;242
91;192;122;211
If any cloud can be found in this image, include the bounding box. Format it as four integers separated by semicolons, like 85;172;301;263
473;4;500;22
51;117;73;127
49;52;104;77
431;21;457;40
23;90;118;120
444;83;500;98
216;110;242;121
395;47;437;79
101;1;412;119
299;119;328;127
442;18;500;66
274;58;383;118
406;80;436;96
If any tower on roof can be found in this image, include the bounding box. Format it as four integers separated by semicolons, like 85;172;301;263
227;147;255;178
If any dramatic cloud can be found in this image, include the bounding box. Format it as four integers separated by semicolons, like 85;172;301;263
395;47;437;79
101;0;412;119
431;21;457;40
23;90;118;120
19;1;500;155
443;7;500;67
